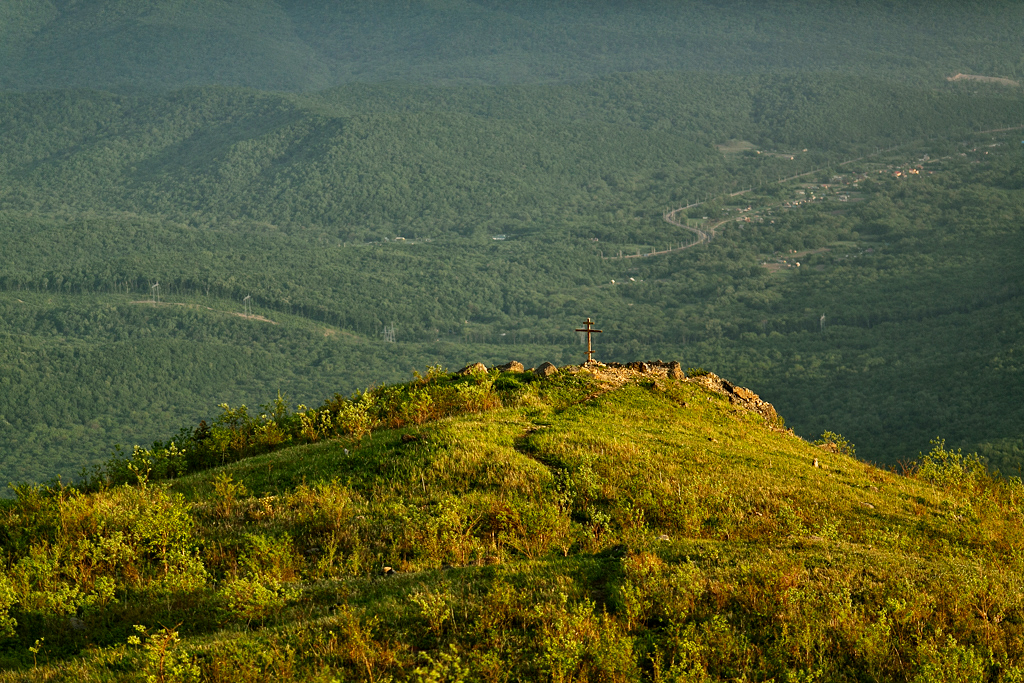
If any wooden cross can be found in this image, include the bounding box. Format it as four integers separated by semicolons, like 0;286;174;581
575;318;603;363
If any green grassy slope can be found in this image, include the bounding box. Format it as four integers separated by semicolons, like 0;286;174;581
1;366;1023;681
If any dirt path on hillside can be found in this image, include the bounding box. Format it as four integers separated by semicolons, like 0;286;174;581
130;300;278;324
948;73;1020;88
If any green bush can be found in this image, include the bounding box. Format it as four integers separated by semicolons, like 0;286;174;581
82;368;524;489
812;431;855;458
915;438;988;492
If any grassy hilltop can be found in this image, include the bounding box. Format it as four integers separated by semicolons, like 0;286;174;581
2;364;1023;681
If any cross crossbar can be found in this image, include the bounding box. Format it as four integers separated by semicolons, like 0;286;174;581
575;318;603;363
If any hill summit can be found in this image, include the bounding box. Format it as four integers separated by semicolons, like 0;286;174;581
0;362;1021;681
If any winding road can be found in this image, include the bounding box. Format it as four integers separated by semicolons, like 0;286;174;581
656;124;1024;255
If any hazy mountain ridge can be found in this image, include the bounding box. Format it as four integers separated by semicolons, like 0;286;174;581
2;0;1024;91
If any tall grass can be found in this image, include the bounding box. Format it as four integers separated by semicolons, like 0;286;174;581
4;368;1024;680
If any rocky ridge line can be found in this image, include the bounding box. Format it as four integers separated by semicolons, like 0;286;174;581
456;359;780;425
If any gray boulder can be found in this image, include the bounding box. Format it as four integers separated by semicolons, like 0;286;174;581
536;362;559;377
667;361;685;380
457;362;488;375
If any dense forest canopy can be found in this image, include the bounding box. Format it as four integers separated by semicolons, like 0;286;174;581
3;130;1023;485
1;0;1024;90
0;76;1020;239
0;0;1022;487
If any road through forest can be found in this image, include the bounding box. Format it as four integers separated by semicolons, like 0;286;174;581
650;124;1024;259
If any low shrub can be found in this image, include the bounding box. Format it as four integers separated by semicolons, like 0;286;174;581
83;368;536;489
812;431;855;458
915;438;988;492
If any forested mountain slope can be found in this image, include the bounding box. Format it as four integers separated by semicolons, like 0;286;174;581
3;75;1015;237
1;0;1023;488
2;0;1023;91
1;73;1022;485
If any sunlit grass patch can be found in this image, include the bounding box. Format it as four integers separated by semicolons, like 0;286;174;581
7;368;1024;680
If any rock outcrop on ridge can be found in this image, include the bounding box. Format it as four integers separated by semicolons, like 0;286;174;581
457;359;777;426
575;360;780;425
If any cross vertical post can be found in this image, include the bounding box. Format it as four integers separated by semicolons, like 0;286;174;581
575;318;603;363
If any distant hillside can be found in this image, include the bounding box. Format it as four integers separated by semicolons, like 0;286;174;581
3;77;1017;238
1;0;1023;90
1;1;1022;487
0;78;1021;484
2;363;1023;681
